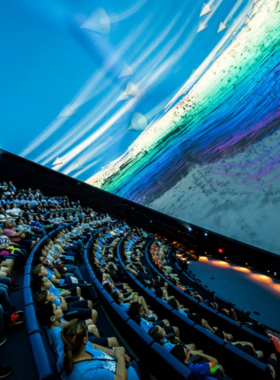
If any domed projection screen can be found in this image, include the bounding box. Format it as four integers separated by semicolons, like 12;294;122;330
2;0;280;254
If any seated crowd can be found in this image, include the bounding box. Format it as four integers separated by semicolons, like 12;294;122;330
0;180;279;380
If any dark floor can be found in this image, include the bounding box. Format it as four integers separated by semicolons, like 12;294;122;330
189;258;280;331
0;270;37;380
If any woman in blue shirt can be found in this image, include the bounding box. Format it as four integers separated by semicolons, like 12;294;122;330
127;302;180;340
111;291;156;319
61;319;140;380
149;325;196;352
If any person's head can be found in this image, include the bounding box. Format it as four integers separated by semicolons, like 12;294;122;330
32;276;51;293
32;264;48;277
155;288;163;298
170;345;190;365
4;220;13;229
149;325;166;342
214;328;228;341
188;313;203;325
37;301;63;326
167;298;179;310
34;289;56;307
127;302;143;323
148;279;155;289
61;319;86;371
103;282;114;294
111;290;123;304
16;218;23;225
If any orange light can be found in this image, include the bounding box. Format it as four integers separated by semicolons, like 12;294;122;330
199;256;208;261
251;274;272;283
218;249;223;253
218;261;228;265
233;267;250;273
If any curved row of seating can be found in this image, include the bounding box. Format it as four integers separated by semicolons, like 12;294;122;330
84;233;195;380
115;236;273;380
23;222;78;380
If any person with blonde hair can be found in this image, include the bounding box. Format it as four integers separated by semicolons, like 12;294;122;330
61;319;140;379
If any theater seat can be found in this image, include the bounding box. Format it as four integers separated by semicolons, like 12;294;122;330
29;332;60;380
99;288;114;306
150;342;194;380
23;274;31;289
110;302;131;323
24;287;34;306
25;304;41;336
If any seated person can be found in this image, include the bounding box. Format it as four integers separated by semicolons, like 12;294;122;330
186;313;233;342
61;321;140;380
111;290;157;319
61;319;140;380
127;302;180;340
32;263;90;291
32;276;98;324
37;301;118;350
149;325;196;351
3;220;38;252
167;297;190;315
170;345;227;380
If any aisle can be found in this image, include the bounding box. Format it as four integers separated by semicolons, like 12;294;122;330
189;258;280;331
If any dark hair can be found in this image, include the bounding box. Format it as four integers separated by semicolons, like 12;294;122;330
111;291;120;304
188;313;202;325
32;276;45;293
148;325;162;342
170;345;186;364
32;264;43;277
62;319;87;375
155;288;163;298
167;298;178;309
103;282;112;294
241;344;256;357
34;290;48;308
127;302;141;324
214;328;225;339
37;301;54;327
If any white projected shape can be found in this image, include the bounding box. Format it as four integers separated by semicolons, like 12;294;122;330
244;25;251;32
57;106;76;118
245;15;251;23
118;63;134;78
128;113;147;131
197;23;207;33
276;1;280;12
218;21;227;33
117;92;129;102
73;160;84;170
52;157;64;166
81;8;111;35
251;4;261;16
200;3;211;17
124;82;140;97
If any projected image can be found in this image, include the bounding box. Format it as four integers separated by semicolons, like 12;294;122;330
1;0;280;254
88;0;280;254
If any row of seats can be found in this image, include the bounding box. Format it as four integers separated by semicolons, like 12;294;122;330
84;233;195;380
116;237;272;380
23;224;78;380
